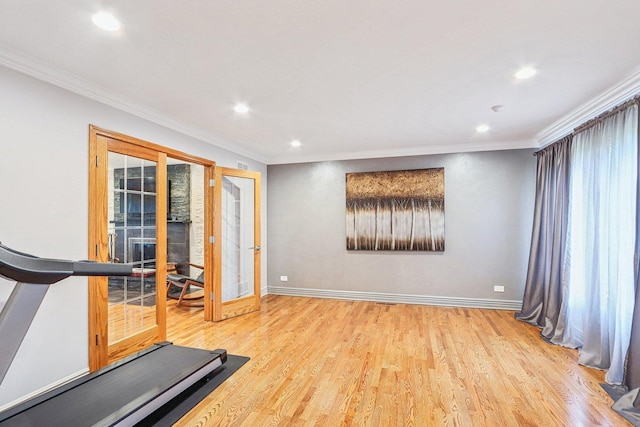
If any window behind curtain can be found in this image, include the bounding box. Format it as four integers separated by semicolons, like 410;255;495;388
556;103;638;384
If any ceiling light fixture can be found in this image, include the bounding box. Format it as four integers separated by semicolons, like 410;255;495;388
513;66;537;80
290;140;302;148
476;124;490;133
92;12;121;32
233;103;250;114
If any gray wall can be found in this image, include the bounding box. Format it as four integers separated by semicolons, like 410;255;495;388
267;150;535;302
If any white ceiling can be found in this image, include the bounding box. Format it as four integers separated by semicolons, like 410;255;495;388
1;1;640;164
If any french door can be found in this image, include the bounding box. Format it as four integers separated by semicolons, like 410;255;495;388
89;130;167;369
212;167;261;321
89;126;215;370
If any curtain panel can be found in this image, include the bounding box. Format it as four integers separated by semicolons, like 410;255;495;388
626;97;640;394
515;136;572;339
555;103;637;384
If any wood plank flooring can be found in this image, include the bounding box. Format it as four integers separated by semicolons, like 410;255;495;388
166;295;626;426
107;301;156;343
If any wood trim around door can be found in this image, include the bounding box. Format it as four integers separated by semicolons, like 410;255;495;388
212;167;261;321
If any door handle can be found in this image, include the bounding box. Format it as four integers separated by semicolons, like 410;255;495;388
249;246;261;251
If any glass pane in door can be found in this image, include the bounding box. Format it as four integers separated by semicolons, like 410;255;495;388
107;152;158;344
221;175;255;302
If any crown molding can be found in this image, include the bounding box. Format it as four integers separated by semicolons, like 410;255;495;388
7;41;637;165
268;285;523;311
0;45;267;163
537;70;640;147
267;138;537;165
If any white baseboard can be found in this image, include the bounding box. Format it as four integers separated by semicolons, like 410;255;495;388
267;286;522;311
0;368;89;413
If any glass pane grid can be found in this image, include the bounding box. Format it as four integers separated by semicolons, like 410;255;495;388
108;152;158;345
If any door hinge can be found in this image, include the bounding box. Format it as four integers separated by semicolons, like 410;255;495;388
209;179;215;187
95;334;99;346
210;292;214;301
95;245;98;257
209;236;215;244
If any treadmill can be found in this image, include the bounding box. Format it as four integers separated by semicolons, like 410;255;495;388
0;242;227;426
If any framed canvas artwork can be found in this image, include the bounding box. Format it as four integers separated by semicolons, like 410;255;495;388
346;168;444;251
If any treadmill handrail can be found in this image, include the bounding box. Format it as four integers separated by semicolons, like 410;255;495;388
0;242;133;386
0;242;132;284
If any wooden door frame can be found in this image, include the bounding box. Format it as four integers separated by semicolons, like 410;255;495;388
88;125;216;370
212;167;261;321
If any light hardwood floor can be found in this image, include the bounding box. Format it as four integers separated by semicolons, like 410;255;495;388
107;301;157;343
166;295;626;426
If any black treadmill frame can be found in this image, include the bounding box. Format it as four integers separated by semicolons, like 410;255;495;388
0;242;228;426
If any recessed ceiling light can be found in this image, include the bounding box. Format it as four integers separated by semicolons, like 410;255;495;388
233;103;250;114
476;124;490;133
513;66;537;80
92;12;121;32
290;140;302;148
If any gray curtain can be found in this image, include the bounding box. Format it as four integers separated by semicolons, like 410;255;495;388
628;290;640;405
517;100;640;424
515;136;572;339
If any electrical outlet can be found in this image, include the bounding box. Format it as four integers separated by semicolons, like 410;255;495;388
280;275;288;282
494;285;505;293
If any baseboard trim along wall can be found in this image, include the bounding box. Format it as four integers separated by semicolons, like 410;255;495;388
0;368;89;412
267;286;523;311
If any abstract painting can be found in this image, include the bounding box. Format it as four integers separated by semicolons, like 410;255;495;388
346;168;444;251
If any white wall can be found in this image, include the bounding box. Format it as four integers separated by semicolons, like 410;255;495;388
0;65;268;408
267;150;535;305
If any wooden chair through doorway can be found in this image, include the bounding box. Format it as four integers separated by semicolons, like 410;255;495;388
166;263;205;307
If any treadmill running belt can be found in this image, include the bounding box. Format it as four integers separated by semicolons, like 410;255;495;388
0;343;225;427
